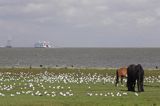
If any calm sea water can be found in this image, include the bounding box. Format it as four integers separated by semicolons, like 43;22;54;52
0;48;160;68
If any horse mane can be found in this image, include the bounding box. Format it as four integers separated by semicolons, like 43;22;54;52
137;64;143;70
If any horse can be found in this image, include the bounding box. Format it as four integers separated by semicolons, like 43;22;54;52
115;67;127;86
127;64;144;92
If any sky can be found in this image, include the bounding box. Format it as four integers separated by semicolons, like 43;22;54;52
0;0;160;47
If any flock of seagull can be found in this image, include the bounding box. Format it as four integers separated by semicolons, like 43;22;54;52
0;71;159;97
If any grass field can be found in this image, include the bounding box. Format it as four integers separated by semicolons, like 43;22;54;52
0;67;160;106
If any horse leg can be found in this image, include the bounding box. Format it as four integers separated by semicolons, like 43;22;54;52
121;77;123;85
139;79;144;92
137;80;141;92
132;81;136;92
115;70;119;86
140;81;144;92
137;73;144;92
140;74;144;92
128;79;135;92
127;77;132;91
115;77;119;86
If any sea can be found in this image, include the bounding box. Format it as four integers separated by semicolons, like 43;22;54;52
0;48;160;69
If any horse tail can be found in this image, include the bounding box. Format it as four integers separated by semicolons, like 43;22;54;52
115;69;119;86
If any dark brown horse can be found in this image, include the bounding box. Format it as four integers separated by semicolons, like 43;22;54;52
115;67;127;86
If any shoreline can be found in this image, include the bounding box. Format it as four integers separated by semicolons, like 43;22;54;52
0;66;159;71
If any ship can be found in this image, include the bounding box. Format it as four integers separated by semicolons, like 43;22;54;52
34;41;51;48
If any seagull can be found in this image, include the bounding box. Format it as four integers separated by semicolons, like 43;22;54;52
135;92;139;96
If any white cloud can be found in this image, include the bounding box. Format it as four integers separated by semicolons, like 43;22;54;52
1;0;159;27
24;3;46;13
137;17;156;26
0;0;160;47
155;8;160;16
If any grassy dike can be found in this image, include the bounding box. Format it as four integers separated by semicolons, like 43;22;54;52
0;67;159;106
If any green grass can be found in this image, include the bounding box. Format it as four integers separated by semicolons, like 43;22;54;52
0;68;159;106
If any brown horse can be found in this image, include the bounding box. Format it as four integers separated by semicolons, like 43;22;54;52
115;67;127;86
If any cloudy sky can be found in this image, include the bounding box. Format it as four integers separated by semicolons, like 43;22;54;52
0;0;160;47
